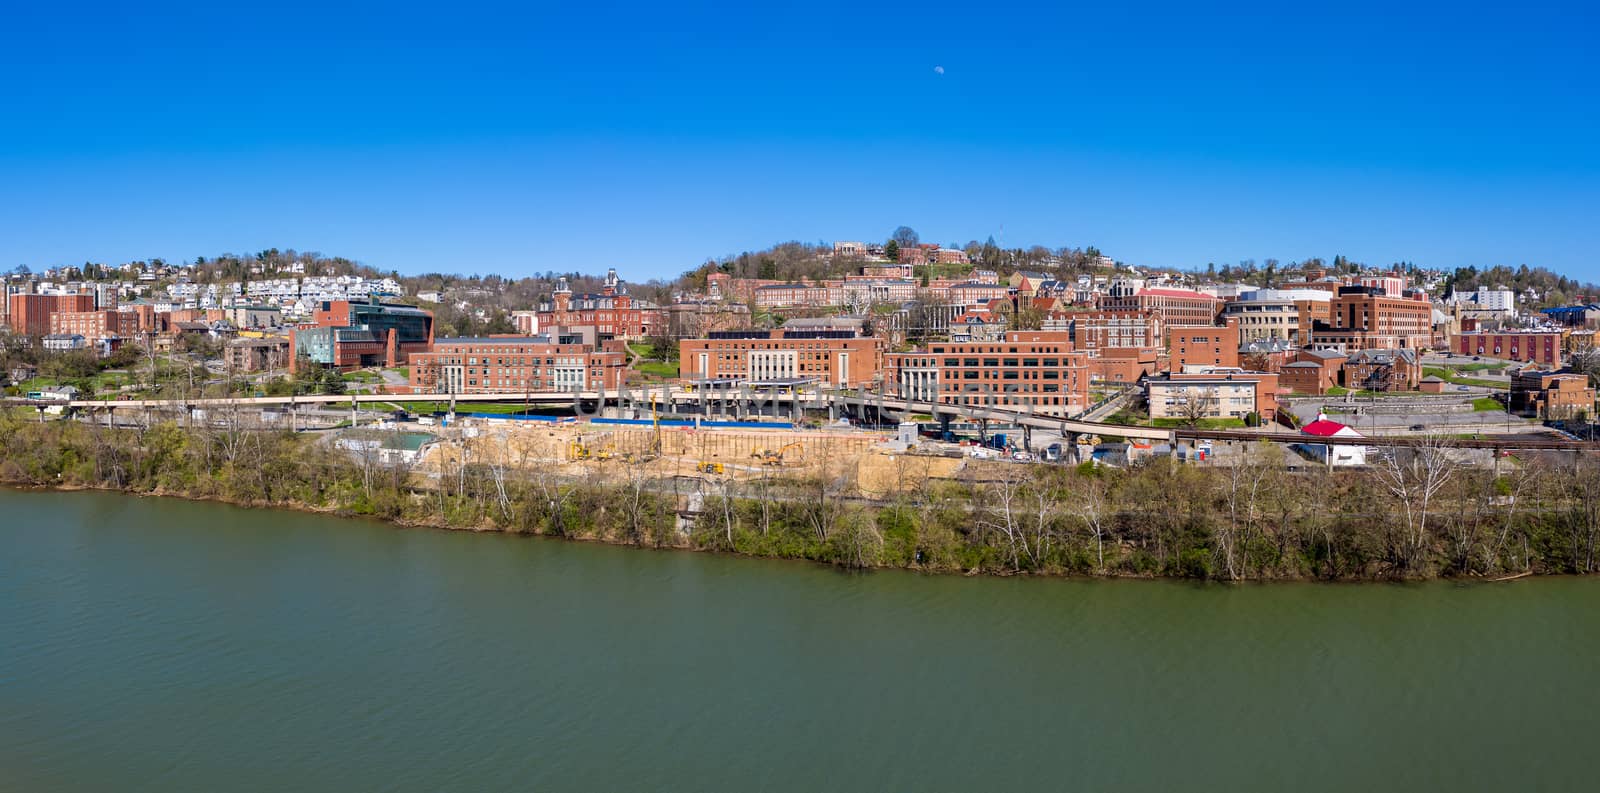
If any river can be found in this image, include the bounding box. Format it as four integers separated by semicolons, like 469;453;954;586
3;489;1597;791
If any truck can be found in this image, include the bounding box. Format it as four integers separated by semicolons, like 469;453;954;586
986;433;1008;451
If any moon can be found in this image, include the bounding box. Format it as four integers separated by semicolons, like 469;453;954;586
933;66;945;75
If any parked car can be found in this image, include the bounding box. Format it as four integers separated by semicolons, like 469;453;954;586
1409;424;1426;431
1457;385;1472;391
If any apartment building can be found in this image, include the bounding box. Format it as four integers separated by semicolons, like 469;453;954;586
7;293;95;336
49;309;141;341
408;336;627;393
884;331;1092;417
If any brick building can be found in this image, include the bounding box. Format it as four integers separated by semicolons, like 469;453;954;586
534;271;665;339
1308;286;1433;352
7;293;95;336
679;328;885;388
1168;319;1241;372
1278;349;1347;394
1044;309;1163;351
1511;370;1594;419
1454;331;1563;367
225;337;292;373
290;298;434;371
408;336;627;393
49;309;141;341
1098;286;1222;327
884;330;1091;417
1341;349;1421;392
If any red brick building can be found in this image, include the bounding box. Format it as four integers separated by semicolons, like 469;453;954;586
1167;319;1241;372
1308;286;1433;352
885;330;1092;417
1454;331;1563;366
7;293;94;336
679;329;885;388
1278;350;1347;394
408;336;627;393
1341;349;1421;392
1098;287;1222;327
535;271;665;340
49;309;141;341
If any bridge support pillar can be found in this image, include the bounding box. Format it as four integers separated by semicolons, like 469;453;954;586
104;406;114;428
938;413;951;439
1022;425;1033;453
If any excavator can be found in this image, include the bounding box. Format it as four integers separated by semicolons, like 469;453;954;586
751;441;803;467
568;440;592;461
696;461;725;475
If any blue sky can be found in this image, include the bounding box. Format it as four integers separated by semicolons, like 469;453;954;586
2;1;1596;280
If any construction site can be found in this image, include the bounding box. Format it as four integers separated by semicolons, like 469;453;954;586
416;416;967;498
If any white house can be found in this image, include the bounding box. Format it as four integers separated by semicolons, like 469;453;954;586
1299;416;1366;466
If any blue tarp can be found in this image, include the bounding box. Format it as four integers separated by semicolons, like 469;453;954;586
591;418;795;430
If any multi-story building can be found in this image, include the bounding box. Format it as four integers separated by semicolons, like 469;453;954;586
290;297;434;371
408;336;626;393
1221;288;1332;343
1278;349;1347;394
534;270;665;339
1341;349;1421;392
49;309;141;342
7;293;95;336
1168;320;1242;372
679;327;885;388
1098;285;1222;327
1454;331;1563;366
883;330;1091;417
1043;309;1162;351
1307;286;1433;352
1511;370;1594;419
1145;371;1279;421
224;337;292;373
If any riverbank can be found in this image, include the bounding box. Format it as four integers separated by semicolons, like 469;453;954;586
3;414;1598;580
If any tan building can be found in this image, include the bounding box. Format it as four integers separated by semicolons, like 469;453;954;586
1146;371;1279;421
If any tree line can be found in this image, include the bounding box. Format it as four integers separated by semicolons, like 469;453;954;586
3;415;1599;580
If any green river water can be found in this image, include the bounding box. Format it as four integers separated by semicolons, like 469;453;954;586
2;489;1597;791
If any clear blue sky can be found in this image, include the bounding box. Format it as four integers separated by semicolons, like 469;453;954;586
2;1;1596;281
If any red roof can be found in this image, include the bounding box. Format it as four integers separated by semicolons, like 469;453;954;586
1138;288;1217;299
1300;419;1358;438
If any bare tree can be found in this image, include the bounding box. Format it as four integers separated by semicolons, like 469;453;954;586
1369;434;1456;573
